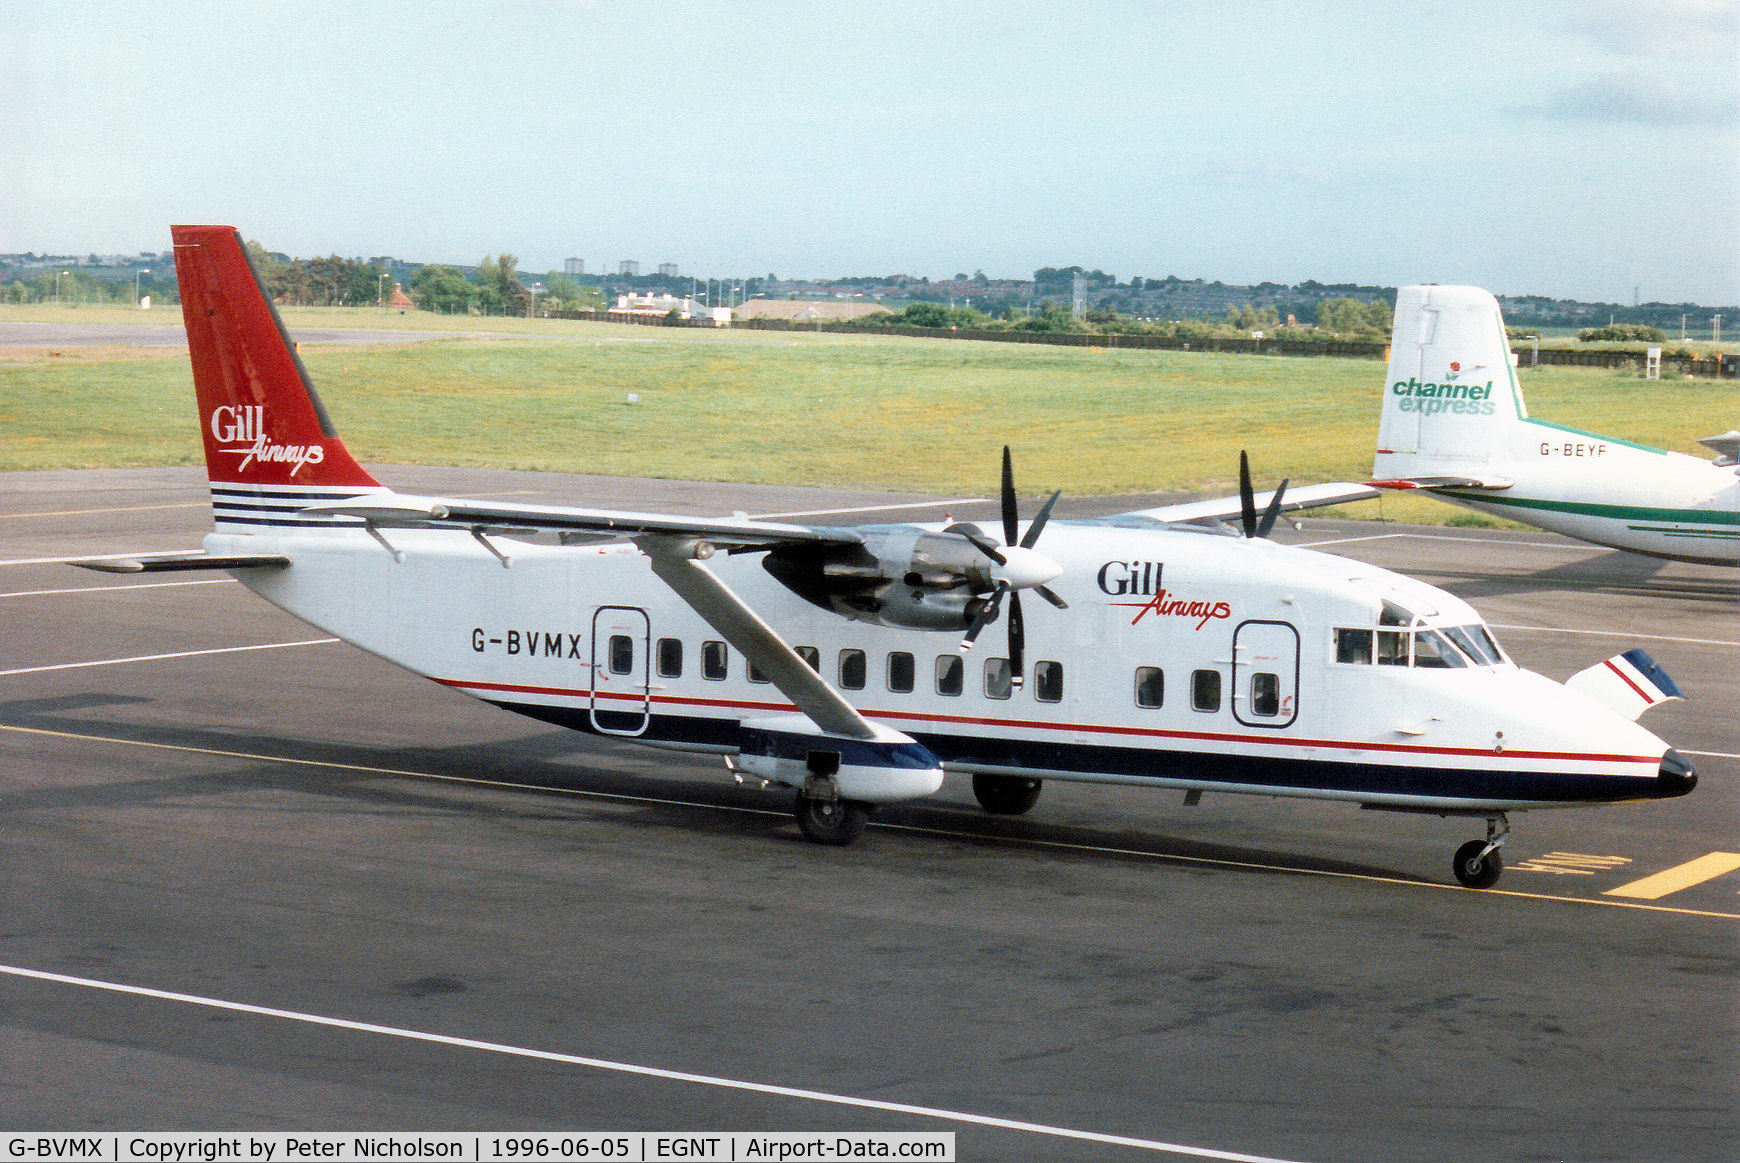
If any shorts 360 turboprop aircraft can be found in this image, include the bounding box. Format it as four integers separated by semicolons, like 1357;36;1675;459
1371;284;1739;564
76;226;1699;888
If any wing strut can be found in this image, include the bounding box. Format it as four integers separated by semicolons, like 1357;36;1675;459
636;535;876;740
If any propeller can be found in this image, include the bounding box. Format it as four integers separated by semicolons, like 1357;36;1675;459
955;446;1068;687
1238;450;1289;539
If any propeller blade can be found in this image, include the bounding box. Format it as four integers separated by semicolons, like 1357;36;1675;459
959;582;1007;652
1255;477;1290;538
946;522;1007;566
1007;589;1025;687
1035;584;1069;609
1238;450;1257;538
1000;445;1019;547
1019;489;1062;549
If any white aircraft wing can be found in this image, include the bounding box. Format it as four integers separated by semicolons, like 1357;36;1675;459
1367;476;1514;491
301;492;864;550
1125;482;1382;526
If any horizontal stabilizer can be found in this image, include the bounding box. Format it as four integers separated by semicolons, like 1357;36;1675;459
1131;482;1381;526
1697;429;1739;467
1368;475;1514;491
71;552;291;574
1565;649;1684;721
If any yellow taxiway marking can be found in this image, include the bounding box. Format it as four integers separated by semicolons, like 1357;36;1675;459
1604;852;1740;900
1512;852;1632;876
3;721;1738;921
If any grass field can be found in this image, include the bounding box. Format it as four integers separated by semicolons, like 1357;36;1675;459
2;305;1732;525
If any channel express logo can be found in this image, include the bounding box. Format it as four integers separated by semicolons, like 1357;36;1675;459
1390;367;1497;416
209;405;326;476
1098;560;1231;630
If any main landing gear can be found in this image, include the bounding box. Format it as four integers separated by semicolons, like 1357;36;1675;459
972;773;1044;815
793;792;870;845
1452;814;1509;889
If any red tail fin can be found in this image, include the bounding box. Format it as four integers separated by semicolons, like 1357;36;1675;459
172;225;378;490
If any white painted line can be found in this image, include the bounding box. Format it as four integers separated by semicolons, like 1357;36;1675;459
0;578;235;599
751;497;991;520
1489;622;1739;648
0;638;339;677
0;963;1308;1162
0;501;207;521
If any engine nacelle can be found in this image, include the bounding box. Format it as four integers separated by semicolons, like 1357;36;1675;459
731;715;945;804
762;527;995;631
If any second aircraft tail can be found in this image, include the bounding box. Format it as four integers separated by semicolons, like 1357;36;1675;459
1370;285;1521;490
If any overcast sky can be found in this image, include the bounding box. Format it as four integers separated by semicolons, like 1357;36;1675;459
5;1;1737;303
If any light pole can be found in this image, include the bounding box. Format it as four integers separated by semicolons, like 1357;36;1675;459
55;270;68;306
528;283;543;319
379;272;389;313
134;268;149;308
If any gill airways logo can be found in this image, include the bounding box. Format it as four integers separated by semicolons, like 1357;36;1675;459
1098;560;1232;630
209;405;326;476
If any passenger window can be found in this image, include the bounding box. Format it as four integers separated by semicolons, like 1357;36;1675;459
701;640;728;681
608;634;634;675
1251;672;1280;716
1191;669;1221;712
1335;628;1373;665
1034;660;1063;703
838;649;866;690
984;657;1013;700
795;645;820;672
747;660;770;684
887;651;915;693
656;637;683;678
935;654;964;697
1376;630;1408;666
1134;666;1164;708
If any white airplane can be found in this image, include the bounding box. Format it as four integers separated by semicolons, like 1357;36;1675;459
1370;284;1739;564
75;227;1699;889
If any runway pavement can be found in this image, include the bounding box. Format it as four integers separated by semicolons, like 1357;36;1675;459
1;466;1735;1160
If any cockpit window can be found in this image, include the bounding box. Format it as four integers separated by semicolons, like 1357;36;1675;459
1337;622;1505;669
1378;600;1414;626
1444;624;1505;666
1412;629;1468;668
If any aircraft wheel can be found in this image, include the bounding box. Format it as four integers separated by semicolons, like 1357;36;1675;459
794;794;870;846
972;773;1043;815
1453;839;1504;889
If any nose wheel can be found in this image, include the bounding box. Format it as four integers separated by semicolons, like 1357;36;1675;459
1453;814;1508;888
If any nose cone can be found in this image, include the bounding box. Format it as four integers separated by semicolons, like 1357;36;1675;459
1657;748;1697;797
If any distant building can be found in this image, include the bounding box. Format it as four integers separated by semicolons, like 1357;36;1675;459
388;283;416;311
657;263;679;277
564;258;584;276
611;292;729;325
734;299;890;323
619;260;640;276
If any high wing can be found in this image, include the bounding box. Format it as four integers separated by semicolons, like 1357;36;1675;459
1124;481;1382;526
300;493;864;551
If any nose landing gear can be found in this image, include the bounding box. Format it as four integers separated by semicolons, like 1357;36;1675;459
1453;814;1509;889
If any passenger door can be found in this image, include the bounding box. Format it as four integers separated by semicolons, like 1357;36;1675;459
1232;619;1299;728
589;606;650;736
